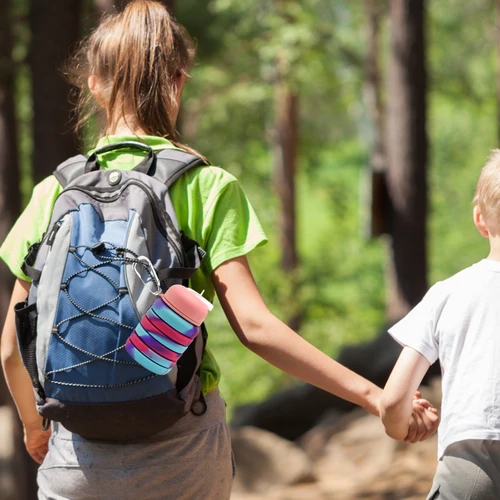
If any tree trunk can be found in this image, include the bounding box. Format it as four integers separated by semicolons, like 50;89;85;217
273;86;301;331
0;3;39;498
29;0;82;183
364;0;390;238
274;89;299;274
496;0;500;144
365;0;386;174
0;0;20;395
162;0;174;12
271;0;301;331
386;0;428;322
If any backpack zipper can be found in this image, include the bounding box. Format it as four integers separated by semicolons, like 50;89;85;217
63;181;184;264
47;220;63;247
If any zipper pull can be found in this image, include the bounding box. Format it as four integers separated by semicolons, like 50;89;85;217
47;221;62;247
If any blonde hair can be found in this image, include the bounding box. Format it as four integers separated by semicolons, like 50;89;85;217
473;149;500;236
66;0;200;155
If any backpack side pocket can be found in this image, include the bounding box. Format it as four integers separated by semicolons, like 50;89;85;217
14;300;45;401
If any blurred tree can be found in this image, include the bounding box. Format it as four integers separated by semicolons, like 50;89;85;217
29;0;82;183
0;0;21;400
94;0;114;12
162;0;174;12
0;3;38;500
273;1;301;330
386;0;428;322
496;0;500;144
365;0;386;174
364;0;390;238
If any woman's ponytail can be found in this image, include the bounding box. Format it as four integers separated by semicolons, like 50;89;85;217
66;0;200;156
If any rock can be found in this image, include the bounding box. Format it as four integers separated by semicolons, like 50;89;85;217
312;409;399;496
297;408;366;459
230;379;442;499
231;426;316;494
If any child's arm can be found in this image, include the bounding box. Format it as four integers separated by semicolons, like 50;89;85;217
380;346;433;440
1;279;51;464
212;256;381;416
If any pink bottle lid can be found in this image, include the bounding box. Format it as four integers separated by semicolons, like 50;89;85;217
162;285;213;326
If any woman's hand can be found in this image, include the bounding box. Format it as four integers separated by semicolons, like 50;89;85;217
1;279;51;463
24;423;51;464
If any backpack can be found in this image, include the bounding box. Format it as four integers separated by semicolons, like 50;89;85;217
14;141;209;441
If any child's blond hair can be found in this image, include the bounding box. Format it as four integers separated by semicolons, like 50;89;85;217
473;149;500;236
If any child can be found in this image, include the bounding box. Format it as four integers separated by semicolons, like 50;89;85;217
380;149;500;499
0;2;437;499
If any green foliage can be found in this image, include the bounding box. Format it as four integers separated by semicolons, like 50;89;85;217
427;0;496;282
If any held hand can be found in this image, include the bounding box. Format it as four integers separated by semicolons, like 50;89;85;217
24;424;51;464
404;399;439;444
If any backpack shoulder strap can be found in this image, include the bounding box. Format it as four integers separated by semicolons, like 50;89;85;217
53;154;89;188
154;149;208;188
153;149;208;283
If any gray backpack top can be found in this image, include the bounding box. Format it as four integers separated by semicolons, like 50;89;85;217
15;141;209;441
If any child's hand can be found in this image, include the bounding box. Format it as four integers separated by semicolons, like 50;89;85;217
404;399;439;443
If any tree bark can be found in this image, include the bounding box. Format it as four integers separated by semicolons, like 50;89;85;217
271;0;301;331
274;89;299;274
386;0;428;322
0;0;20;331
162;0;174;12
272;86;301;331
0;0;21;405
365;0;386;174
496;0;500;144
0;3;39;498
364;0;390;238
29;0;82;183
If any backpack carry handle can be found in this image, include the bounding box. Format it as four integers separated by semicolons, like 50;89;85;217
85;141;155;175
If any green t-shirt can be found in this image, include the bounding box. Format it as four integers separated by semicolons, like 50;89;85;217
0;135;268;393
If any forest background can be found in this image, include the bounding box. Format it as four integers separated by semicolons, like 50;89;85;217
0;0;497;497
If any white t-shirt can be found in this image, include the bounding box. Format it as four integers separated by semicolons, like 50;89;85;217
389;259;500;459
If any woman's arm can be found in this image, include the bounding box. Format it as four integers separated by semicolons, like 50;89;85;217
1;279;50;464
212;256;381;416
380;346;432;440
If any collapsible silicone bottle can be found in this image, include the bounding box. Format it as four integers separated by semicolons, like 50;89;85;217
125;285;213;375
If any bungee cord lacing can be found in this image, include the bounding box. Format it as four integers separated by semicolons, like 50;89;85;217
46;242;159;388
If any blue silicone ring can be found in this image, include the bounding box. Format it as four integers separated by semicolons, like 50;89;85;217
150;299;193;334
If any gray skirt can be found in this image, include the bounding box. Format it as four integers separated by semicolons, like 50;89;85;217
38;389;234;500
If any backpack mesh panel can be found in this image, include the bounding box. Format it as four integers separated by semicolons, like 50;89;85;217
14;301;45;396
